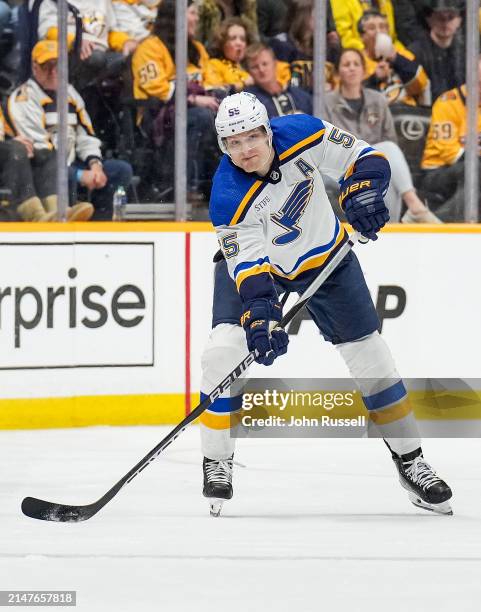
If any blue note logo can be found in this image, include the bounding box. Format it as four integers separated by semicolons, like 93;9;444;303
271;179;313;245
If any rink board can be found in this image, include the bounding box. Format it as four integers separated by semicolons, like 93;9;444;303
0;222;479;428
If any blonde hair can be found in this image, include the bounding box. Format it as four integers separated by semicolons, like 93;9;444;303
245;42;275;66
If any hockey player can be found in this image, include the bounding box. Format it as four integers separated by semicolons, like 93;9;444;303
200;91;453;517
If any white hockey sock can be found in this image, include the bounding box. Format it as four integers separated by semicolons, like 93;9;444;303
337;331;421;455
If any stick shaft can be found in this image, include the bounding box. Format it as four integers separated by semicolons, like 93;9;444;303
117;232;361;488
22;231;361;521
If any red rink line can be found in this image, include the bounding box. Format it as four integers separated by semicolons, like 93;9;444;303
185;232;191;416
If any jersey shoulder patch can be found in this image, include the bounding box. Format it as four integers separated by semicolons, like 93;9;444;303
271;114;326;164
209;156;266;227
13;84;29;103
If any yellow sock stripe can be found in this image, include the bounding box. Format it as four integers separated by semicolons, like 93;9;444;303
199;410;242;430
369;398;413;426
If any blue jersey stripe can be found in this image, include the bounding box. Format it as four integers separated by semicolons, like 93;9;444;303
271;217;340;277
234;256;270;278
358;146;375;158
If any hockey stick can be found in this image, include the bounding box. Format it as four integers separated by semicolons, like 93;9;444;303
21;231;364;522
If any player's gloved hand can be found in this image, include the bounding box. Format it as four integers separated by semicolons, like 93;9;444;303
340;172;390;241
241;298;289;366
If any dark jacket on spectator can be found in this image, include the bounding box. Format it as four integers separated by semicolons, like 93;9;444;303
269;1;337;64
323;88;397;145
392;0;427;46
245;83;312;117
409;31;465;103
256;0;289;39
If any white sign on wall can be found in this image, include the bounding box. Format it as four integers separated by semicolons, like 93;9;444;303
0;229;479;405
189;232;481;383
0;242;155;369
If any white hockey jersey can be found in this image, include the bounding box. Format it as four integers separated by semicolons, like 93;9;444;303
210;114;389;302
37;0;126;51
8;79;102;164
112;0;160;42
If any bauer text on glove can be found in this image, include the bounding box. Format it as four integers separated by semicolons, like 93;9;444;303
339;172;390;241
241;298;289;366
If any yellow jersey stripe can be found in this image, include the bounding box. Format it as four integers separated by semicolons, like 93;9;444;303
230;180;264;226
343;151;387;181
271;227;346;280
279;128;325;161
235;262;271;291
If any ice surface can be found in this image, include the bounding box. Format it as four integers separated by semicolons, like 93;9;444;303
1;427;480;611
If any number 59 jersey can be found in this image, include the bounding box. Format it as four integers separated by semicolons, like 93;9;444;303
209;114;390;303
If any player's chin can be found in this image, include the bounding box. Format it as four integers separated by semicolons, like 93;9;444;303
239;158;259;172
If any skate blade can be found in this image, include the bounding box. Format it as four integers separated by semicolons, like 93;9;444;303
208;499;225;517
408;493;453;516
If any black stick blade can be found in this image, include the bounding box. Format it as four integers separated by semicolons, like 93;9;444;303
21;497;99;522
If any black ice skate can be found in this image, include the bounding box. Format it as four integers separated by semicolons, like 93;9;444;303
391;447;453;515
203;455;233;517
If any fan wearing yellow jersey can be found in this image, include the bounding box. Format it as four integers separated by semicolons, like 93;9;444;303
420;59;481;221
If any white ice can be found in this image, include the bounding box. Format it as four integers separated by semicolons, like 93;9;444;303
1;427;480;612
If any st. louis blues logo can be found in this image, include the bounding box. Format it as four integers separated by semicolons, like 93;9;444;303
271;178;313;245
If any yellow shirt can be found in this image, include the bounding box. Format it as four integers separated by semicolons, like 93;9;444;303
331;0;398;51
209;58;291;91
363;43;429;106
209;58;250;90
0;106;14;140
421;85;481;170
46;27;130;53
132;36;220;101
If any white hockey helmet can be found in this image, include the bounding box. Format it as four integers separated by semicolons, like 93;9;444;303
215;92;272;154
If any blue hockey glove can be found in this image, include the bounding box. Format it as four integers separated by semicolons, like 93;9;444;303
340;172;390;241
241;298;289;366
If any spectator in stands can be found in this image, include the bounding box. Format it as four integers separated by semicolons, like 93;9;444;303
132;0;221;202
409;0;465;103
330;0;400;51
208;16;257;91
392;0;428;46
256;0;289;39
0;0;17;94
197;0;259;45
133;0;221;101
112;0;161;44
324;48;441;223
244;42;312;116
37;0;139;89
270;0;339;93
0;0;11;37
8;41;131;220
420;57;481;221
358;10;431;106
0;105;59;221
